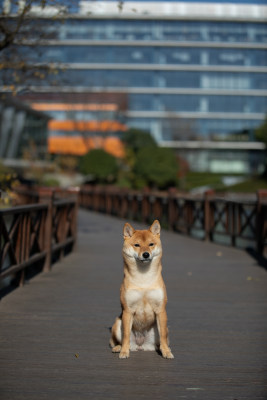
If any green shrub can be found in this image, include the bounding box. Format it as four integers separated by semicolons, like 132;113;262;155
79;149;118;183
0;163;19;207
122;128;157;154
42;178;60;187
134;147;178;189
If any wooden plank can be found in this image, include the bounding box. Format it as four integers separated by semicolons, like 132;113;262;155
0;209;266;399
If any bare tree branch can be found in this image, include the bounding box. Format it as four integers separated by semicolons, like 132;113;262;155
0;0;34;51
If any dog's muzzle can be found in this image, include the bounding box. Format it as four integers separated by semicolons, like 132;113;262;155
139;252;151;262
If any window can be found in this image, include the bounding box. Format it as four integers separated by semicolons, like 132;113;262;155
201;74;250;90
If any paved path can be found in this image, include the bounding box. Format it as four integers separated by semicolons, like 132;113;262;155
1;209;267;399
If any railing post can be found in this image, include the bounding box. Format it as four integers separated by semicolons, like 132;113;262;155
105;187;112;215
204;190;214;241
38;188;53;272
141;189;150;223
19;212;31;286
153;196;161;222
14;185;39;205
256;190;267;255
168;188;177;230
186;200;192;235
93;186;98;211
231;202;236;248
15;213;23;286
120;189;128;219
67;188;79;251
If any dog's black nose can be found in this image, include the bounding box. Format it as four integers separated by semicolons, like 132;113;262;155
143;252;150;259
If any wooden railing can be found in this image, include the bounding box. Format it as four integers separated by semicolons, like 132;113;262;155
0;188;78;289
79;186;267;255
1;184;266;292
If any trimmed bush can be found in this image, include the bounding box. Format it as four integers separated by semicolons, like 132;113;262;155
122;128;157;154
79;149;118;183
134;147;178;189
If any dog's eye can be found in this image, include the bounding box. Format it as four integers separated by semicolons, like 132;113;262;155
149;243;154;246
134;243;140;247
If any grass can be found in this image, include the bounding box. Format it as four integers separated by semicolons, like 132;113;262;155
182;172;225;192
182;172;267;193
224;178;267;193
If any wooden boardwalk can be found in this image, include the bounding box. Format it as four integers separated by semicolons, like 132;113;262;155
0;209;267;400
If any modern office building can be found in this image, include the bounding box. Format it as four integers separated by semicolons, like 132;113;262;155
0;97;49;159
1;0;267;171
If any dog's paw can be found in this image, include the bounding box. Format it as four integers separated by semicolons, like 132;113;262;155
112;345;121;353
119;349;130;359
160;347;174;359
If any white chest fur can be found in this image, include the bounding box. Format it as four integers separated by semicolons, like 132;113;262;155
125;288;164;315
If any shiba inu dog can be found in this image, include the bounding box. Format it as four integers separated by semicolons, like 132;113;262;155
110;220;174;359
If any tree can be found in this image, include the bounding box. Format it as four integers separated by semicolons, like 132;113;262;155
122;128;157;154
117;128;156;188
1;0;31;52
0;1;125;94
0;162;18;206
0;1;70;94
79;149;118;184
0;1;68;51
119;128;179;189
134;147;178;190
163;111;198;141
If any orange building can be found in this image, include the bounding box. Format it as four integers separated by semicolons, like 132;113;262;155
22;92;128;159
47;135;125;158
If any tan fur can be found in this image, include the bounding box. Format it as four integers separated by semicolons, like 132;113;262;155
110;220;174;359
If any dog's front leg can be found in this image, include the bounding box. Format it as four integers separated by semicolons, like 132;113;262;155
156;311;174;359
119;310;133;359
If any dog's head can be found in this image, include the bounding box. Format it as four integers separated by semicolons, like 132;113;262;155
123;220;162;263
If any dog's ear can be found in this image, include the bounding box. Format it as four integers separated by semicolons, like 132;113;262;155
150;220;161;236
123;222;135;238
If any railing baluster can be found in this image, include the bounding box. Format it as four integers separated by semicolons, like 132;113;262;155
38;189;53;272
231;202;236;248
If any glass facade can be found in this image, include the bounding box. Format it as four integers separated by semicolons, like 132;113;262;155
19;19;267;43
1;6;266;142
0;99;48;159
16;45;267;67
177;148;266;173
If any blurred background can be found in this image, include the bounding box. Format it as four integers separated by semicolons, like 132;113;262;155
0;0;267;202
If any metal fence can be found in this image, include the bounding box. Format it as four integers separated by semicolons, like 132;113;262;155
79;186;267;255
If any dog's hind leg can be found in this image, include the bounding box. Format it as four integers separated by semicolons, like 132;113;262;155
110;315;138;353
112;344;122;353
110;317;122;352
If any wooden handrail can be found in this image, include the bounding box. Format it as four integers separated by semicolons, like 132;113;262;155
0;192;78;289
79;186;267;256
